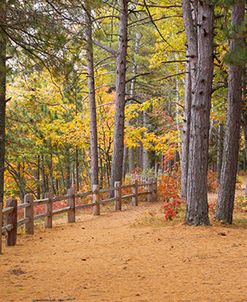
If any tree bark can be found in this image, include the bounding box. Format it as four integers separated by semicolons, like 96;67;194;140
181;57;192;198
186;0;214;225
17;162;26;201
122;145;127;179
143;110;150;171
128;31;141;174
137;144;143;170
216;0;245;223
244;120;247;164
84;1;99;187
65;147;71;190
182;0;198;90
128;147;134;173
0;0;6;254
47;151;56;195
181;0;197;199
242;68;247;194
243;68;247;163
41;154;46;197
243;119;247;194
216;123;224;182
110;0;128;187
75;147;80;192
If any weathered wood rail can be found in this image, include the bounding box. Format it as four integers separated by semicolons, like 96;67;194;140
1;178;157;250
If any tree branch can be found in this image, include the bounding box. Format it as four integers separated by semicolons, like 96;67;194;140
126;72;151;84
93;40;118;57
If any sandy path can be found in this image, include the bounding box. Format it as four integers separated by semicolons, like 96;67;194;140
0;202;247;302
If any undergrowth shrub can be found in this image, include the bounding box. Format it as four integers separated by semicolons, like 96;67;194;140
235;195;247;212
159;166;182;221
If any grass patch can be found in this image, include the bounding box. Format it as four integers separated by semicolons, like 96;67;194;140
131;205;185;228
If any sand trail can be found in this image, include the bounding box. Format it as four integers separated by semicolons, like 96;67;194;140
0;201;246;302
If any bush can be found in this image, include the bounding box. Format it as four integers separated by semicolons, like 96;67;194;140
159;168;182;221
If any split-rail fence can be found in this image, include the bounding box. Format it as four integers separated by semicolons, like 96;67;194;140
1;178;157;252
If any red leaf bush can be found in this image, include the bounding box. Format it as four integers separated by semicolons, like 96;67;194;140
159;168;182;221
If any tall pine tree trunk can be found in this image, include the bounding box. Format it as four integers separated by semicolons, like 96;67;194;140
128;31;140;174
186;1;214;225
0;0;6;254
181;0;197;199
85;2;99;187
110;0;128;187
216;0;245;223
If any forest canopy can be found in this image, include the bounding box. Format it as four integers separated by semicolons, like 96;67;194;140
0;0;246;230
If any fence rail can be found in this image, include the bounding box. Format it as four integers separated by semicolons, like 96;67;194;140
1;178;157;249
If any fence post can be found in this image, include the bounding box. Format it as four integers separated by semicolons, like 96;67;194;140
24;194;34;235
114;181;122;211
6;198;17;246
92;185;100;216
45;192;53;228
67;187;76;223
131;180;138;206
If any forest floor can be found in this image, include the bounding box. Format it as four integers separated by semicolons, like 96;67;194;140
0;192;246;302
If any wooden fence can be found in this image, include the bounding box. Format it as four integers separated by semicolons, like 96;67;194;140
1;178;157;250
